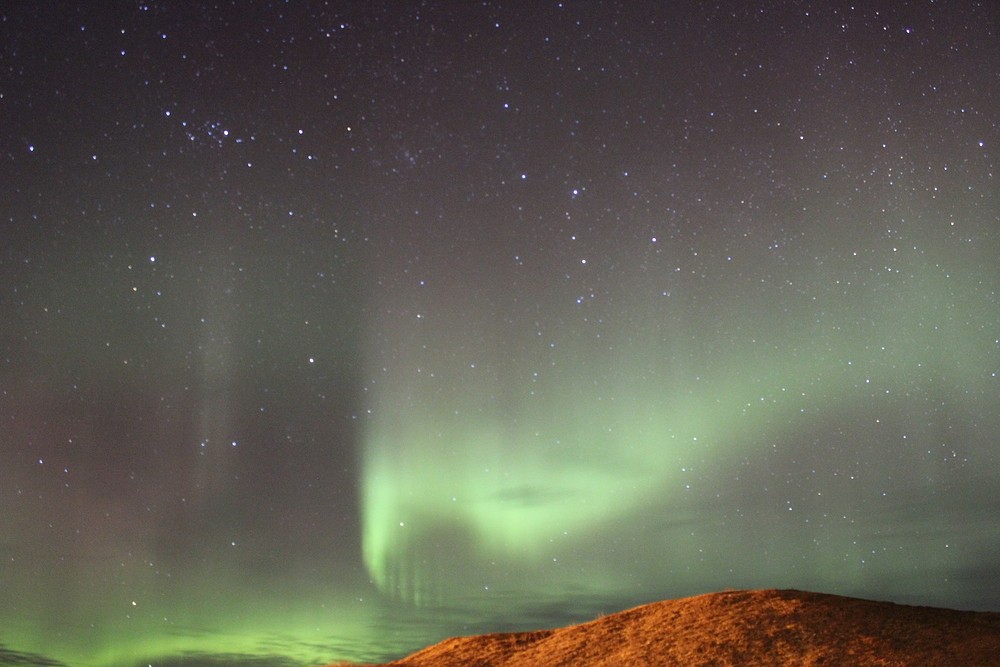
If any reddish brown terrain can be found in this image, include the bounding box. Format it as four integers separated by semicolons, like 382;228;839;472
330;589;1000;667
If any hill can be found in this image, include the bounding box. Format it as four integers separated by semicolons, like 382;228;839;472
331;589;1000;666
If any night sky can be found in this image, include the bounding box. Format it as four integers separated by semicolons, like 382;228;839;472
2;2;998;665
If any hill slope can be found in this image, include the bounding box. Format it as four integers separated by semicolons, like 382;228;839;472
351;589;1000;666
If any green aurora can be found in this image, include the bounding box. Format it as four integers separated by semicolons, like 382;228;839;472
361;233;996;606
2;2;998;666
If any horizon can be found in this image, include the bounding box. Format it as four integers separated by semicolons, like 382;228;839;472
2;2;998;665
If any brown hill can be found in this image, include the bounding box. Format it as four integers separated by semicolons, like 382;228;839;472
334;589;1000;667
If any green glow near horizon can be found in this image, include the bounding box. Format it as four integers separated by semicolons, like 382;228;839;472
0;575;379;667
361;243;995;605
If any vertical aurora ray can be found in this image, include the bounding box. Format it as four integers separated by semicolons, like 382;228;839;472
360;233;997;605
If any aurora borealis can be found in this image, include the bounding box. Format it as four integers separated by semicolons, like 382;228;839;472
2;2;998;666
